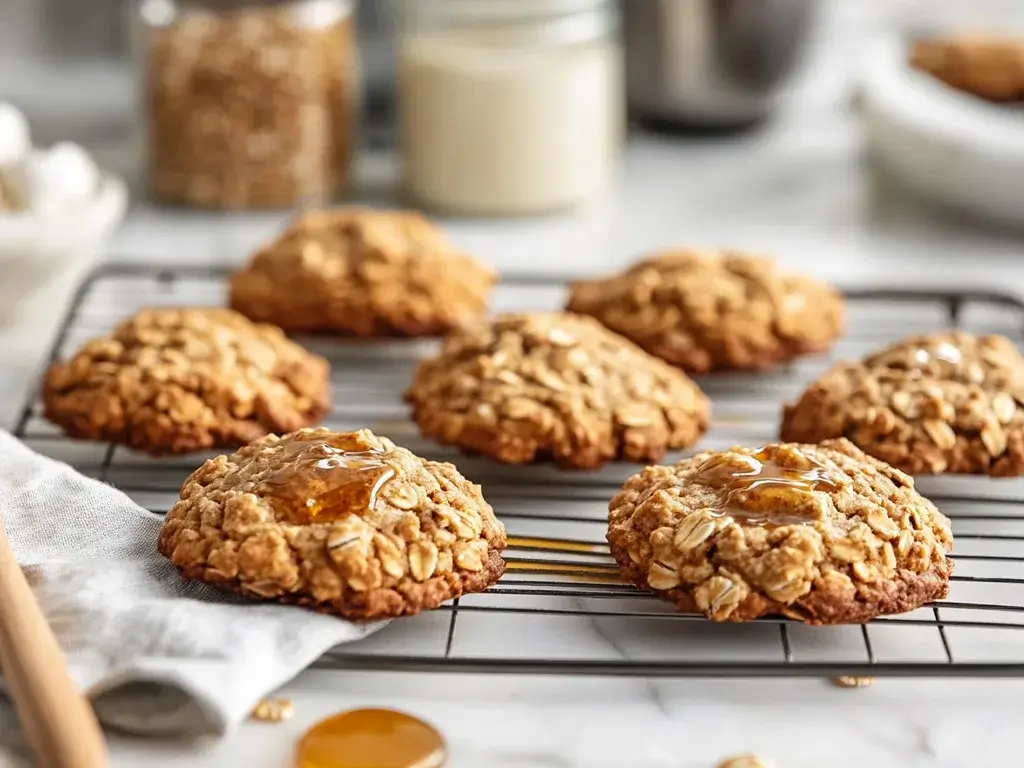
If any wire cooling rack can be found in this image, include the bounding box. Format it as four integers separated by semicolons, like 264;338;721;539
14;264;1024;678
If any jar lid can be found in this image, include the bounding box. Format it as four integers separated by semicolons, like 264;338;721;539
175;0;352;12
417;0;616;44
141;0;352;26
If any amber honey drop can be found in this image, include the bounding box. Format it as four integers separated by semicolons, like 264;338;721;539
692;448;841;527
257;433;396;525
296;708;446;768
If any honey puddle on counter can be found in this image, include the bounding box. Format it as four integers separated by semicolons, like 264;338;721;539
297;708;446;768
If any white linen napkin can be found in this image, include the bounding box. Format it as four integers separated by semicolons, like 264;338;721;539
0;429;384;750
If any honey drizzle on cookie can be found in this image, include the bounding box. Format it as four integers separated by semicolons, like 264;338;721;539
296;708;446;768
256;433;395;525
692;447;841;527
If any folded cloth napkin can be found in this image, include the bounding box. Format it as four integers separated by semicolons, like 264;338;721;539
0;430;384;746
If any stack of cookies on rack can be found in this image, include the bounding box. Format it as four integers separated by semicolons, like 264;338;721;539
44;207;1022;628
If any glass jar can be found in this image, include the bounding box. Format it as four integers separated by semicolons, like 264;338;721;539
398;0;623;217
132;0;359;210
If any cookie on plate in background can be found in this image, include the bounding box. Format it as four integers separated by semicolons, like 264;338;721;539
158;428;507;620
229;208;496;337
566;249;845;374
910;35;1024;103
43;307;331;455
781;331;1024;476
606;439;953;624
404;312;710;469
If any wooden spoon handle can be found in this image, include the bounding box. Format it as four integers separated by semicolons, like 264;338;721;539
0;516;108;768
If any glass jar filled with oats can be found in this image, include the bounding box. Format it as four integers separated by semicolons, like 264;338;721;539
132;0;359;209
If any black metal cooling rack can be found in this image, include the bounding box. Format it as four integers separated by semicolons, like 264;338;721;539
14;264;1024;678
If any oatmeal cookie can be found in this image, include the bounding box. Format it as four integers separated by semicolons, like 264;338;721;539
158;428;507;620
404;312;710;469
566;250;844;373
229;208;496;337
607;439;953;624
781;331;1024;476
911;35;1024;102
43;307;330;455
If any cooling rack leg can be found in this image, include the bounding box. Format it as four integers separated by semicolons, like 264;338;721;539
444;598;461;659
779;624;793;664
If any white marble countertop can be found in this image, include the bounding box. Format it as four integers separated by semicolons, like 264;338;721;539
93;675;1024;767
3;2;1024;766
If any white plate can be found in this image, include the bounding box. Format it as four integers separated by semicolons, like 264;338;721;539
858;35;1024;229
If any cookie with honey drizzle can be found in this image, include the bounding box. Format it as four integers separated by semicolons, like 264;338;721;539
158;428;507;620
606;439;953;624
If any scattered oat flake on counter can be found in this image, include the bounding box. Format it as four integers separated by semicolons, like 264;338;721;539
717;754;772;768
250;697;294;723
831;675;875;688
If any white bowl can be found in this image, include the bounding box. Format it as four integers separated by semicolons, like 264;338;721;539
0;171;127;323
858;35;1024;229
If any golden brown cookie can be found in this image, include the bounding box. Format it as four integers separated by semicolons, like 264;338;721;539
158;428;507;620
566;250;844;373
404;312;710;469
781;331;1024;476
43;307;330;456
911;35;1024;102
607;439;953;625
228;208;496;337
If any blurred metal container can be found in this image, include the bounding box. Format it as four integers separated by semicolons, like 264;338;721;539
357;0;397;128
623;0;816;129
39;0;127;60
